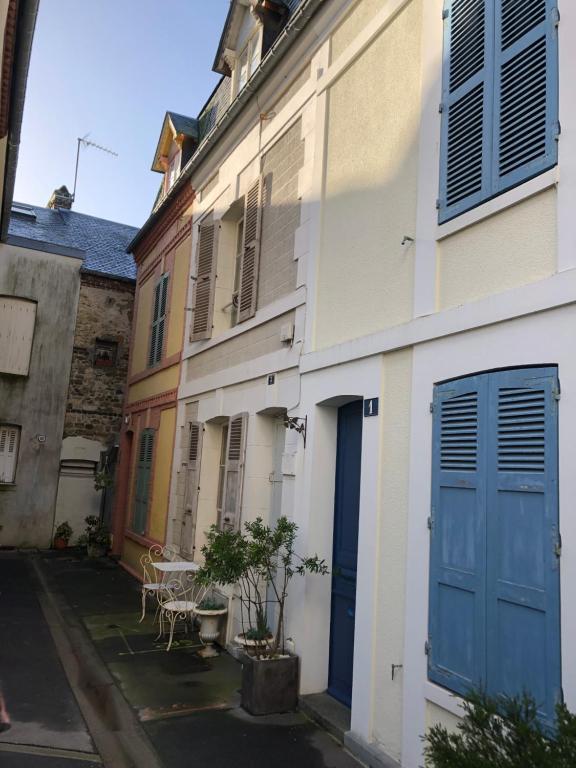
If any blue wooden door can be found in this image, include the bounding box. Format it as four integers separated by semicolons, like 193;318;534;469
328;400;363;706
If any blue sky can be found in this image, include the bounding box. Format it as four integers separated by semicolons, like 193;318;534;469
14;0;230;227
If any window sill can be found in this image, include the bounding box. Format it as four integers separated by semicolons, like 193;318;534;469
185;286;305;360
436;168;558;241
0;483;17;492
423;681;465;719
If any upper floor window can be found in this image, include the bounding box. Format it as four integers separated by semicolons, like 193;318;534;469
0;425;21;484
189;177;263;342
236;29;262;95
438;0;559;223
165;149;181;193
94;339;118;368
0;296;37;376
149;273;169;367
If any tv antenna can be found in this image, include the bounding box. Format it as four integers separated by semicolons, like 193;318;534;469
72;134;118;201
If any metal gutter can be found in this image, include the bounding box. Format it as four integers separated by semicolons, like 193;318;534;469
1;0;40;242
128;0;326;254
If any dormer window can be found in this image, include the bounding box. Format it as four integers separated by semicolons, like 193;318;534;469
236;29;261;95
165;147;181;193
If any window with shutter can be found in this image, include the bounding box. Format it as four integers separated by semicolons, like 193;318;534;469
148;274;169;366
132;429;154;535
219;413;248;531
180;421;203;557
429;367;561;727
237;178;263;323
0;425;21;484
0;297;37;376
439;0;558;223
190;221;218;341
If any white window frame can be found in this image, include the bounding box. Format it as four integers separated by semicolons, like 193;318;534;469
0;425;21;484
234;28;262;96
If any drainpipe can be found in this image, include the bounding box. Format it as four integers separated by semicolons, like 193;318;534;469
1;0;40;241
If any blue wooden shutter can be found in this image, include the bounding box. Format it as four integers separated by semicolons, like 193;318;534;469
133;429;154;535
438;0;494;223
485;367;561;727
428;375;487;695
493;0;559;194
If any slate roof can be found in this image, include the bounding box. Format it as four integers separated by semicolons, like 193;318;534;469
8;203;138;280
167;112;198;139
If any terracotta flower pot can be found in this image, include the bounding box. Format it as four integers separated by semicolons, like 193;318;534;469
53;537;68;550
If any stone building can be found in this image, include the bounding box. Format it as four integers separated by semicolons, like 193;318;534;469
8;194;137;542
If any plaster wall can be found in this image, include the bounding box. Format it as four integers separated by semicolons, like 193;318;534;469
127;365;179;404
0;243;81;547
437;188;557;310
53;436;103;543
165;234;191;358
315;0;422;350
330;0;387;62
148;406;176;542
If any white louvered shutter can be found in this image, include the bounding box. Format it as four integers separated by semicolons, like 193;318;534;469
0;426;20;483
237;178;263;323
190;221;218;341
180;421;203;557
220;413;248;531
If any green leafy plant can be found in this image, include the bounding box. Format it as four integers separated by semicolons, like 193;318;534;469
197;516;328;659
54;521;72;541
84;515;110;549
424;691;576;768
94;470;113;492
196;598;226;611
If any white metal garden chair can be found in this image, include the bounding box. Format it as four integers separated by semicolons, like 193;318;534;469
156;574;209;651
139;544;166;623
139;543;186;623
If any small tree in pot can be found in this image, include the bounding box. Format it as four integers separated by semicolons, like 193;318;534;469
197;516;328;715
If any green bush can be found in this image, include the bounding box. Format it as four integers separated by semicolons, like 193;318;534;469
424;691;576;768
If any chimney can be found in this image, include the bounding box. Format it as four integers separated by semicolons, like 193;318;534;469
47;185;73;210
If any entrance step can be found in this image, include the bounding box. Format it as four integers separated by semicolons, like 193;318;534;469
299;692;351;744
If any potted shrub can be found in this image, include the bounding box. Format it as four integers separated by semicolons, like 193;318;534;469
195;597;228;658
424;690;576;766
84;515;110;558
197;516;328;715
53;521;73;550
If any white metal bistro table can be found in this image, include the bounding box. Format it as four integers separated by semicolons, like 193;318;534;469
152;560;200;586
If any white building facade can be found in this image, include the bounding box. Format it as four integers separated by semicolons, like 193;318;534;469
161;1;576;766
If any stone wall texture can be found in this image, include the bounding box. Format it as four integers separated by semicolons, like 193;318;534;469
65;272;135;445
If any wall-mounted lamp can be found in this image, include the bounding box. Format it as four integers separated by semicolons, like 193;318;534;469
283;415;307;448
401;235;415;246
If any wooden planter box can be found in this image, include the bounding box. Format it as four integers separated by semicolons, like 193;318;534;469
241;653;299;716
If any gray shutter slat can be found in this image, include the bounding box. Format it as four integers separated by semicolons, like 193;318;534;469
190;222;218;341
220;413;248;531
237;178;262;323
180;421;203;557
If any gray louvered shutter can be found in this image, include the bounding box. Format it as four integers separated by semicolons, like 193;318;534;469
493;0;558;194
220;413;248;531
439;0;493;223
133;430;154;534
190;221;218;341
149;274;169;366
237;178;262;323
0;426;20;483
180;421;203;557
